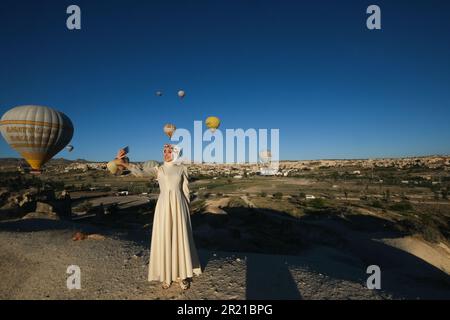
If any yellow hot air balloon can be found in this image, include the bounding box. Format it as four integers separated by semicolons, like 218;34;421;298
163;123;176;138
205;116;220;132
0;105;74;173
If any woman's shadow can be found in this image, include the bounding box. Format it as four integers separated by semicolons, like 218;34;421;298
192;206;450;300
2;204;450;300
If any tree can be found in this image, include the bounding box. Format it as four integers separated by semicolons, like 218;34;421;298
434;191;440;200
383;189;391;202
442;188;448;200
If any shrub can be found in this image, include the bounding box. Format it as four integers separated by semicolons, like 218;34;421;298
389;201;413;212
422;225;441;243
259;192;267;197
227;197;247;208
308;198;326;209
78;201;93;213
273;192;283;200
370;200;384;209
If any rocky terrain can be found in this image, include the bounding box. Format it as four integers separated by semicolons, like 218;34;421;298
1;155;449;300
0;216;447;300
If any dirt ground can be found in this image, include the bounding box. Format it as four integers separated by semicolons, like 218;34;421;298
0;215;449;300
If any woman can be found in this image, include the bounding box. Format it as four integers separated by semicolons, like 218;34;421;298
113;144;202;290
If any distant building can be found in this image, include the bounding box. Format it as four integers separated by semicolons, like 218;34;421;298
260;168;279;176
306;195;316;200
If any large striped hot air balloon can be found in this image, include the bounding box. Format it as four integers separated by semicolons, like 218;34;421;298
0;105;74;173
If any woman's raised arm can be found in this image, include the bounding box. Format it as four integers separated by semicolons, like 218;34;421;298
127;163;158;178
112;148;158;178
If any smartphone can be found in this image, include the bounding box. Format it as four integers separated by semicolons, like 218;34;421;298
123;146;129;154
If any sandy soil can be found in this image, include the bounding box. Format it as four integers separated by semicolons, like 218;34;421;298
1;213;449;300
382;237;450;274
73;195;153;211
203;198;230;215
0;219;385;300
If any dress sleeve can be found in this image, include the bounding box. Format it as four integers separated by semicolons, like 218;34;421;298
182;166;190;204
127;163;158;178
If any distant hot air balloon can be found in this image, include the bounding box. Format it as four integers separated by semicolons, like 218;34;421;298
259;150;272;163
107;160;120;175
163;123;176;139
66;145;74;152
0;105;74;173
155;90;163;97
205;116;220;132
107;157;129;175
177;90;185;99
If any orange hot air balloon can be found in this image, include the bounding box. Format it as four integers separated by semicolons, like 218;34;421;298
0;105;74;173
163;123;176;138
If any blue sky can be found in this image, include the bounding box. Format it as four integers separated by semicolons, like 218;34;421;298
1;0;450;161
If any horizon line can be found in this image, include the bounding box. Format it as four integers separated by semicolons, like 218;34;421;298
1;153;449;164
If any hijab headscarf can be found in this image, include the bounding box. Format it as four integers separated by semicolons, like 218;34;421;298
164;144;183;163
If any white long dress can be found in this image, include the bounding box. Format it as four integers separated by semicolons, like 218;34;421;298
129;161;202;283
